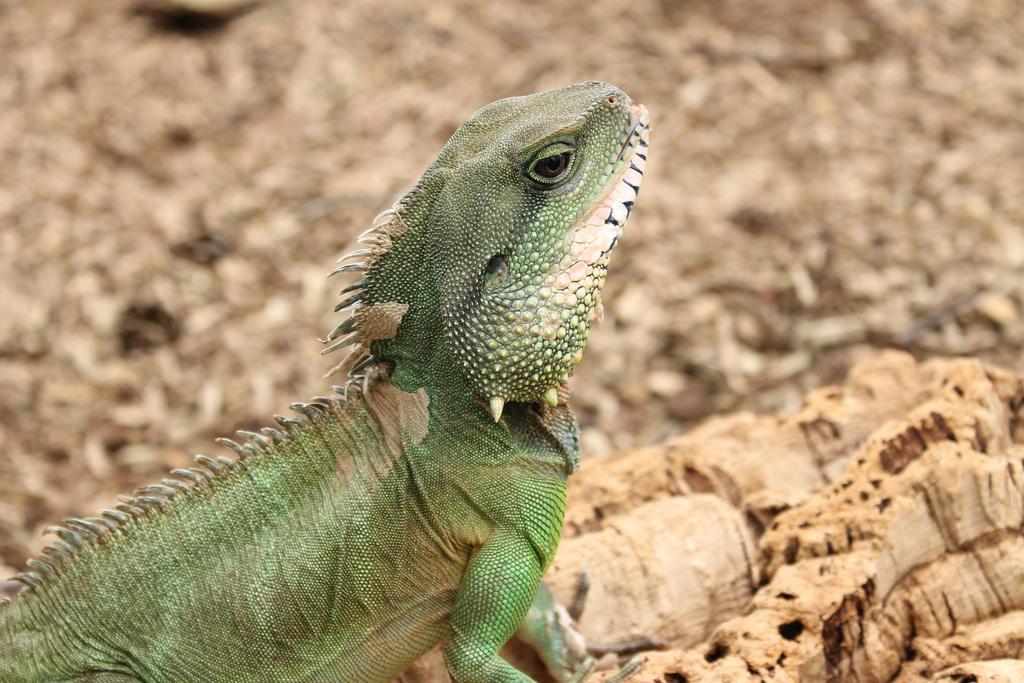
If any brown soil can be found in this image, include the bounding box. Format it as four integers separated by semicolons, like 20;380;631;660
1;0;1022;675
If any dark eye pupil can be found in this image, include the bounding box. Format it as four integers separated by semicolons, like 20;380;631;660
535;152;570;179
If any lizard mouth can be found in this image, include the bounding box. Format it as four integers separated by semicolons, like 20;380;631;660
571;103;649;270
601;103;650;257
540;103;650;336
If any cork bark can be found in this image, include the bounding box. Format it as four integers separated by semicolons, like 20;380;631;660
400;352;1024;681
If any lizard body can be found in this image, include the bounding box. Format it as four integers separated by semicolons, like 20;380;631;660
0;81;650;682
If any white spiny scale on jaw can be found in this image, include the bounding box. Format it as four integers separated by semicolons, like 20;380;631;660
543;387;559;407
489;396;505;422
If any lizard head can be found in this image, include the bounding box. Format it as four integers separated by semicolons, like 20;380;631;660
326;81;650;421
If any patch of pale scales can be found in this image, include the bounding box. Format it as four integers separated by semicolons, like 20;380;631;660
357;302;410;342
623;167;643;187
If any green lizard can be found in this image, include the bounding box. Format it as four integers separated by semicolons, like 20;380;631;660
0;80;650;682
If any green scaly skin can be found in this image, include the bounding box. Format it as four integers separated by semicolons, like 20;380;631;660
0;81;650;682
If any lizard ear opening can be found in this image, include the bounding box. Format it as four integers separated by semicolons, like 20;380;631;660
483;254;508;290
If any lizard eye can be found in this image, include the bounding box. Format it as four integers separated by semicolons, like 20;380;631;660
483;254;508;289
526;143;575;185
533;152;571;179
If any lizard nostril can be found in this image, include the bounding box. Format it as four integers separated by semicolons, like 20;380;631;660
605;95;617;105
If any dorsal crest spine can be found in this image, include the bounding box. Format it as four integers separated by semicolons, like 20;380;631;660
322;205;412;387
1;388;367;604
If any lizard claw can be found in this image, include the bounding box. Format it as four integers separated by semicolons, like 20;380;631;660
605;656;645;683
567;657;596;683
568;655;645;683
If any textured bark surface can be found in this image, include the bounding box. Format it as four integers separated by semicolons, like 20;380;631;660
400;352;1024;681
582;352;1024;682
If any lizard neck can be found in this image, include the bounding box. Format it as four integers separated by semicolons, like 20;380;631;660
409;366;581;476
335;182;580;472
372;321;581;475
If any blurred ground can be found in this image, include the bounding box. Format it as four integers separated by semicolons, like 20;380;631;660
0;0;1022;574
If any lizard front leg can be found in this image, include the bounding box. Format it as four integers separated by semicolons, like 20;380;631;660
444;533;543;683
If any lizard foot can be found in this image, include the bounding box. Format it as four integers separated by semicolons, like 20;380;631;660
520;571;664;682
